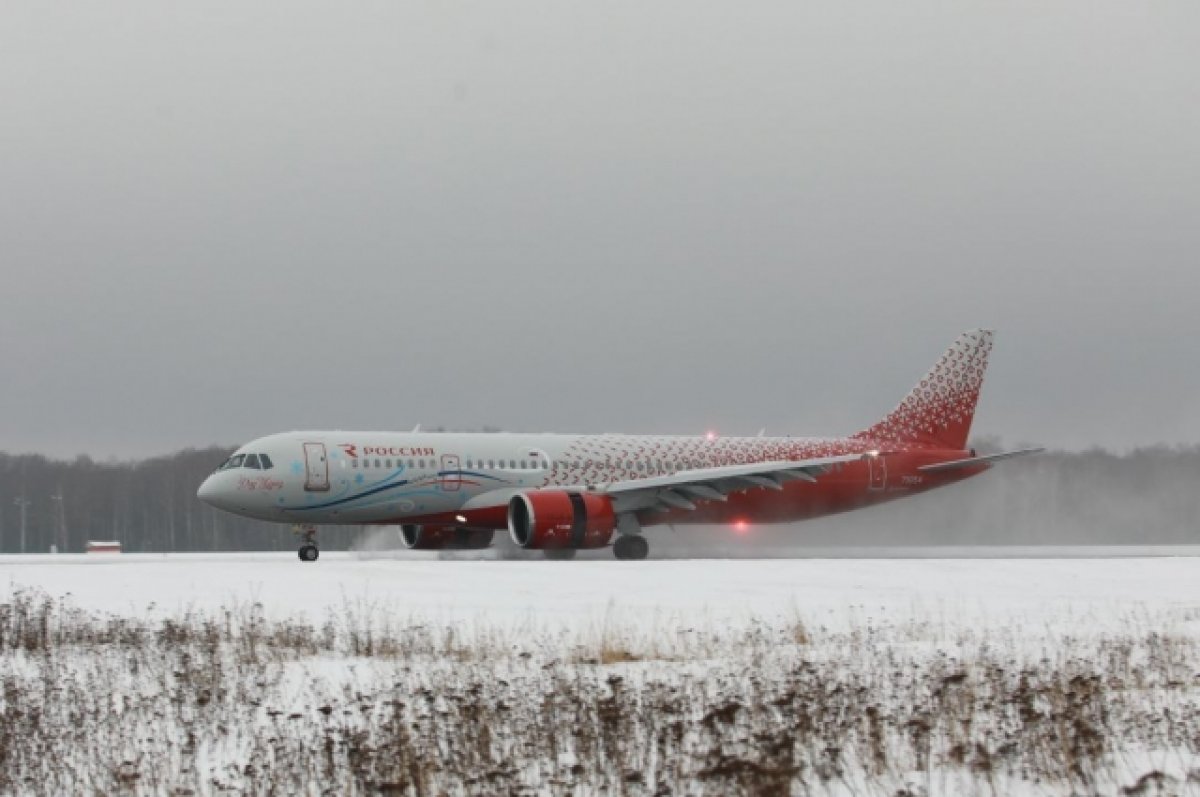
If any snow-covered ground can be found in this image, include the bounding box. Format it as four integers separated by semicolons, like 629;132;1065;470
2;549;1198;664
2;551;1197;629
1;553;1197;795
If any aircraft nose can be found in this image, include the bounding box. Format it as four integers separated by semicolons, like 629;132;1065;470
197;475;221;506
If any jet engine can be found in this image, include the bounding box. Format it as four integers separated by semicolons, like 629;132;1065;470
400;524;495;550
507;491;616;549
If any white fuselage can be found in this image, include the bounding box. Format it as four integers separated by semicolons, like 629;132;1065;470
196;429;861;527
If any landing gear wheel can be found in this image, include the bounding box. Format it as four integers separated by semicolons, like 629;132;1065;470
293;524;319;563
613;535;649;561
543;548;577;561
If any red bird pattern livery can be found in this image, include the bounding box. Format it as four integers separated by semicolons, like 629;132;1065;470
853;329;993;450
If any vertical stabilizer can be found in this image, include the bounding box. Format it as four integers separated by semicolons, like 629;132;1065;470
853;330;994;450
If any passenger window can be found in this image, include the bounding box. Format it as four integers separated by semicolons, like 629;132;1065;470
352;459;359;469
509;459;516;469
520;460;528;469
488;460;495;469
244;454;262;470
418;459;425;469
408;459;414;468
373;459;380;469
385;459;392;469
259;454;273;470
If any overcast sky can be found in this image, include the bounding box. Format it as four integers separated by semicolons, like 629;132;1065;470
1;1;1197;459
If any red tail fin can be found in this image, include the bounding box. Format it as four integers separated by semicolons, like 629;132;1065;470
853;330;994;450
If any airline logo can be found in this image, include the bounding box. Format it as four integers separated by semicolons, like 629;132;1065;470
339;444;436;459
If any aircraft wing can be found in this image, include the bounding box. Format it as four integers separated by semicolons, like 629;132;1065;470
597;454;865;514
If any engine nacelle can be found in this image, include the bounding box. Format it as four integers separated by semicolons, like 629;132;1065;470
507;491;616;549
400;525;495;550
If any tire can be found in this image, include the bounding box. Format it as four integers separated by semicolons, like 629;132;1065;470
613;535;649;561
298;545;320;562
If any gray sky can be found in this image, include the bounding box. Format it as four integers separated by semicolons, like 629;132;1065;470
2;1;1198;459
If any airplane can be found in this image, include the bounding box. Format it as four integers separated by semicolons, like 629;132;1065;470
197;329;1041;561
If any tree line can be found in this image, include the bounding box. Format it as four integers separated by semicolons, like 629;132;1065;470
0;447;320;554
0;442;1196;554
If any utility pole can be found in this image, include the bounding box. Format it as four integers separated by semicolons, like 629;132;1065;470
49;491;66;553
13;496;30;554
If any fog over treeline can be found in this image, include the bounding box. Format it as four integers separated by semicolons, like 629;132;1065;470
0;440;1196;554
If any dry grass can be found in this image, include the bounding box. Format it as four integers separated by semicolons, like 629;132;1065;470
0;588;1198;795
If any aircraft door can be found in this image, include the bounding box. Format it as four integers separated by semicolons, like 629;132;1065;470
303;443;330;492
440;454;461;491
867;454;886;491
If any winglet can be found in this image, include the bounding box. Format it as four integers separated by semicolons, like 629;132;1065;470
853;329;994;450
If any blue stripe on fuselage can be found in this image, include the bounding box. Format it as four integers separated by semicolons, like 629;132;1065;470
284;470;507;512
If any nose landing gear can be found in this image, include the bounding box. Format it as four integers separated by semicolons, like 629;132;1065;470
293;525;319;562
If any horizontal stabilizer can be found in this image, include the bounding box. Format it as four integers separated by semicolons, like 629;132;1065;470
918;448;1044;473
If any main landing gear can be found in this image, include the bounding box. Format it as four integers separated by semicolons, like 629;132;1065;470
613;514;649;560
293;524;319;562
613;535;649;561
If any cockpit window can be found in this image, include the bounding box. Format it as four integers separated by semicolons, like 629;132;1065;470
223;454;246;470
259;453;273;470
244;454;262;470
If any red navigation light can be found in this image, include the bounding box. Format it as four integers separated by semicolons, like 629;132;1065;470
706;430;717;441
732;519;750;535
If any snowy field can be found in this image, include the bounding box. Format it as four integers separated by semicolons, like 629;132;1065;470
2;550;1198;629
1;553;1198;795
